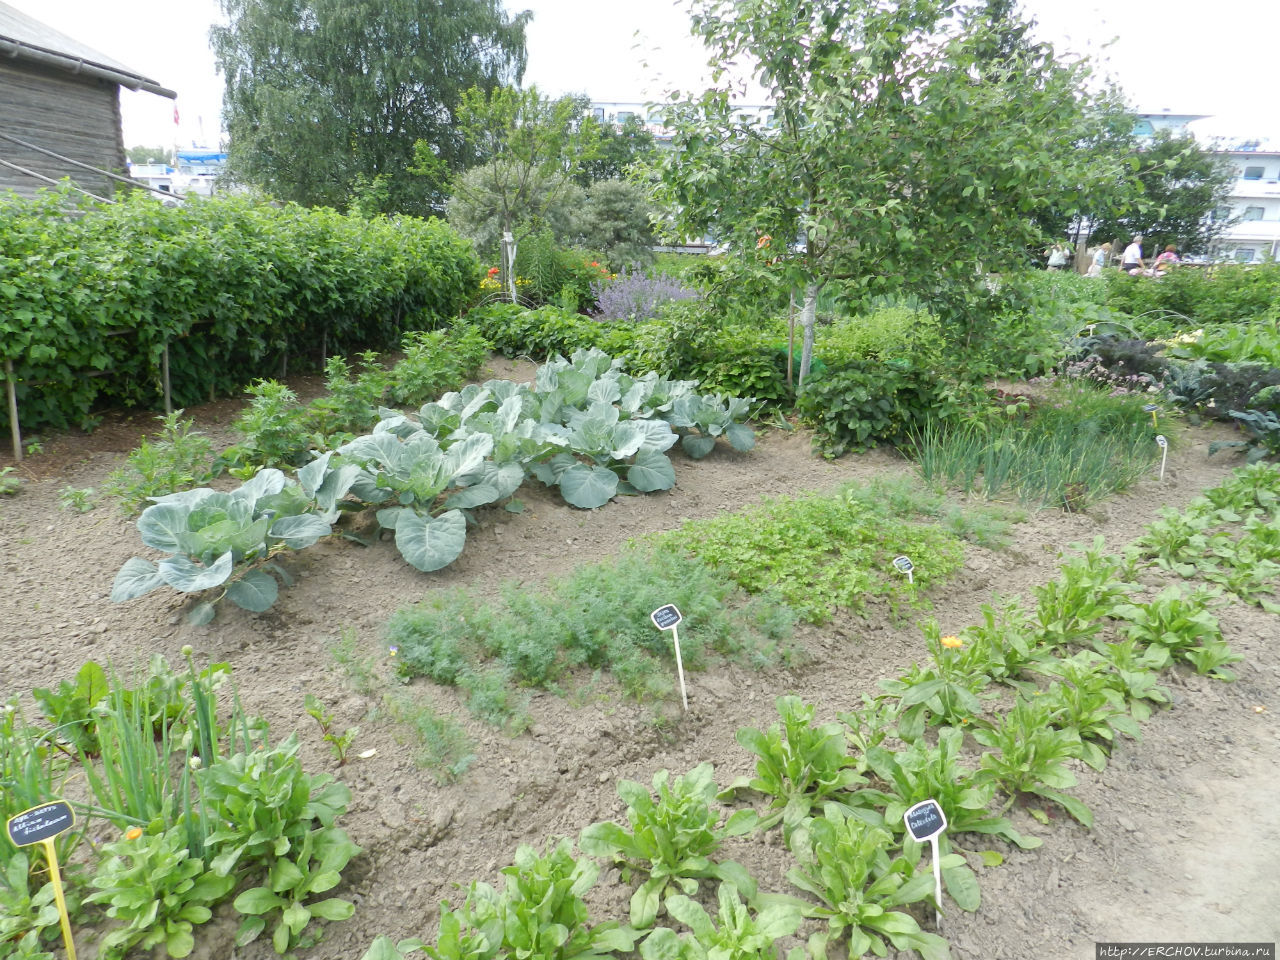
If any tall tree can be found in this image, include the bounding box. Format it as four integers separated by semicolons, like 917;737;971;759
212;0;530;215
441;86;593;299
656;0;1137;383
1086;130;1236;258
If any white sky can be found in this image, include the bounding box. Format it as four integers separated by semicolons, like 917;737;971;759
7;0;1279;149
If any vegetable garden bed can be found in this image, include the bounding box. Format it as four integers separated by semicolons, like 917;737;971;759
1;361;1277;958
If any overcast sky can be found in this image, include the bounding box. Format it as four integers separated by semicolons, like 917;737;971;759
8;0;1278;149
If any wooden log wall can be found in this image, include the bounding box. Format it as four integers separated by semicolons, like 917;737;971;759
0;58;127;198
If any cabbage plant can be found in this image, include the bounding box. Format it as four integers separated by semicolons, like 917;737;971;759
111;469;336;623
665;394;756;459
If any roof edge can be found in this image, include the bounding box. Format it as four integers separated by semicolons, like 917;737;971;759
0;37;176;98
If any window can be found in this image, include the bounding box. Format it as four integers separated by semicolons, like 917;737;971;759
1211;206;1232;221
591;108;604;120
1132;119;1154;136
1243;166;1265;180
1235;248;1257;262
1243;206;1265;221
616;111;635;122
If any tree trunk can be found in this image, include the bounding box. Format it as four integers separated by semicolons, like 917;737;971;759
501;229;517;303
797;283;818;390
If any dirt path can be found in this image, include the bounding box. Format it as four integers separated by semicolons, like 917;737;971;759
0;363;1276;959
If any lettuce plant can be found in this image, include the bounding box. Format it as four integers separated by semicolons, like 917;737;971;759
580;764;757;928
111;469;336;623
637;884;803;960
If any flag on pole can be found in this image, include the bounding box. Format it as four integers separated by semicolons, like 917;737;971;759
173;104;180;125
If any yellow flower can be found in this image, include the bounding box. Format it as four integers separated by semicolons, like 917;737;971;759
939;635;963;649
125;827;143;841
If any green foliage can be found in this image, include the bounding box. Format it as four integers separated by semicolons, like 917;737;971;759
1030;652;1142;770
0;466;21;496
580;764;757;927
57;486;96;513
638;883;802;960
214;0;529;213
913;381;1163;509
87;825;235;960
389;325;492;406
1172;322;1280;367
229;380;313;469
1108;586;1237;677
1104;262;1280;327
388;546;791;716
971;697;1092;827
0;192;480;433
1085;130;1236;258
104;412;220;514
304;694;359;765
409;839;635;960
0;852;66;956
111;468;339;621
381;694;475;784
797;355;984;456
878;627;990;740
32;660;109;755
786;806;950;960
656;482;966;624
721;696;866;832
574;179;658;270
231;825;360;954
1032;540;1134;648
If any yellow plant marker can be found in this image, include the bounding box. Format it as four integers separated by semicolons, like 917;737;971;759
6;800;78;960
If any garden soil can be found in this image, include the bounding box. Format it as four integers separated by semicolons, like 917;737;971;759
1;355;1277;960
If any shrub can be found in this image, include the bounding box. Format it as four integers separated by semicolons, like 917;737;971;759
590;267;702;322
1202;363;1280;421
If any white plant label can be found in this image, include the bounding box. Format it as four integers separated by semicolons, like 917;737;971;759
892;555;914;585
1155;434;1168;481
650;604;688;712
904;799;947;924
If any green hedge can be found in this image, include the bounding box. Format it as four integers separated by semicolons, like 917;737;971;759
0;190;479;431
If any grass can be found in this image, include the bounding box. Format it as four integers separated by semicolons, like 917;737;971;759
911;381;1167;510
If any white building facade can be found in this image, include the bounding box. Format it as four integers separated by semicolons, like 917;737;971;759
1207;139;1280;263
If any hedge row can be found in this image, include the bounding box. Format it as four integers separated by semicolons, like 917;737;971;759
0;190;479;431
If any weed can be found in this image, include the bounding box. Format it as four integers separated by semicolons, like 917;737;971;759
331;627;380;698
103;411;218;514
57;486;96;513
304;694;358;766
382;694;473;784
0;467;22;496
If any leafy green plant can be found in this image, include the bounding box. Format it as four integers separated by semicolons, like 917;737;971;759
1091;638;1171;722
721;696;865;832
1211;407;1280;463
227;380;314;470
32;660;109;755
388;325;491;407
971;696;1092;827
304;694;358;766
1108;585;1234;672
580;764;757;928
656;485;964;624
86;825;234;959
786;806;950;960
1032;539;1133;648
0;852;66;956
104;412;219;513
57;486;96;513
0;466;21;495
860;727;1040;860
638;883;803;960
231;824;360;954
878;627;989;740
403;839;636;960
111;467;339;622
381;693;475;784
1030;652;1142;771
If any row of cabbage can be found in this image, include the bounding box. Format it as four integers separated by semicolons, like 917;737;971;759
112;350;755;623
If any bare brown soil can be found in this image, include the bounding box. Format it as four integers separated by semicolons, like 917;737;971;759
1;357;1276;959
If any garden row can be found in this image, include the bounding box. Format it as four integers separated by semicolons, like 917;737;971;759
355;460;1280;960
0;192;477;433
110;349;755;624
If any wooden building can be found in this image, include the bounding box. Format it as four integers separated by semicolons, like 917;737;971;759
0;2;175;199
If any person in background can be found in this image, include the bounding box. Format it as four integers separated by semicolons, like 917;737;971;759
1121;234;1145;275
1087;242;1111;277
1154;244;1179;274
1046;242;1068;271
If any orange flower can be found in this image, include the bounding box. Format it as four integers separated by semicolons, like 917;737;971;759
125;827;143;841
756;234;771;249
939;635;963;649
590;261;599;267
487;266;500;276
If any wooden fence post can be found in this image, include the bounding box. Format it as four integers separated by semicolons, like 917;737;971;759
5;358;21;462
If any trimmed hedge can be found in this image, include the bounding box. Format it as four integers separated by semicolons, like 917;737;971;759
0;190;479;431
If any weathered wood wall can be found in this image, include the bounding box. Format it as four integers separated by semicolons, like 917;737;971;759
0;58;126;199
